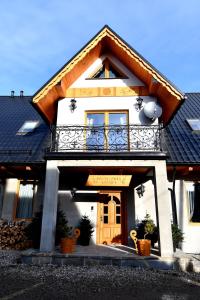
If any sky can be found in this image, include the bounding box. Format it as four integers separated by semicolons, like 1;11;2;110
0;0;200;96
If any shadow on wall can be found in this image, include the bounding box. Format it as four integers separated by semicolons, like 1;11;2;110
58;191;97;245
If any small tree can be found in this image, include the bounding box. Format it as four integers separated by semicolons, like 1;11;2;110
25;208;72;248
143;214;155;239
77;215;94;246
136;213;158;246
56;210;72;244
171;224;184;250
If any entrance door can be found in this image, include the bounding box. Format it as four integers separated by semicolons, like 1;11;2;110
97;192;122;244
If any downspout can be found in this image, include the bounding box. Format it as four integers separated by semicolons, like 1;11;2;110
169;166;178;225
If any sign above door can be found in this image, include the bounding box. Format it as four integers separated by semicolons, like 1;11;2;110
86;175;132;187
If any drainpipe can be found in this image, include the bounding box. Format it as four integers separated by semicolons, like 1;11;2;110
169;166;178;225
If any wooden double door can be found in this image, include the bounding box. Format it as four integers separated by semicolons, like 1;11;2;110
97;192;124;245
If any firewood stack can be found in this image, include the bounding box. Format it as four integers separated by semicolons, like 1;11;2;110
0;219;32;250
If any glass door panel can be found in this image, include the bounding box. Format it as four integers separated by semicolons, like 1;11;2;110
87;113;105;150
108;113;128;151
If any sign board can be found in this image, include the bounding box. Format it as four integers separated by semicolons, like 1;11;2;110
86;175;132;187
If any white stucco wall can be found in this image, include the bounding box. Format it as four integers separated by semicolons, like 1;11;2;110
134;180;157;225
57;96;158;126
58;191;97;244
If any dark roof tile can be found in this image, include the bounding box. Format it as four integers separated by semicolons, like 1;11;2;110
0;96;50;163
164;93;200;164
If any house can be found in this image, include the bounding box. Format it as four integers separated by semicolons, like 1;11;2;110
0;26;199;257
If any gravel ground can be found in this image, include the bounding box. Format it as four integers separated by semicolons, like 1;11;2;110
1;251;200;299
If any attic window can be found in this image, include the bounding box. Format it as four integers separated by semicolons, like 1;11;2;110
187;119;200;132
89;59;127;79
16;121;39;135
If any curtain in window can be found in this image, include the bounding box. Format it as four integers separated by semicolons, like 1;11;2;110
187;190;195;220
16;184;34;218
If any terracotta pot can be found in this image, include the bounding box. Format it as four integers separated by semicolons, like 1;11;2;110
60;237;75;254
137;239;151;256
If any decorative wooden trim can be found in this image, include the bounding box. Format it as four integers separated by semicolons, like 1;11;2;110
65;86;149;98
33;26;184;104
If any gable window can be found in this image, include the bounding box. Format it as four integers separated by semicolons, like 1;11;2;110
86;111;128;151
187;119;200;133
89;59;127;79
187;182;200;222
16;120;39;135
16;182;36;219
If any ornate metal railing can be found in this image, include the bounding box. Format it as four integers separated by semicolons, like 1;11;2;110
49;124;162;152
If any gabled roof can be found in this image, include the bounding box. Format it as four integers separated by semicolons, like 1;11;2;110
164;93;200;164
0;96;50;164
33;25;185;124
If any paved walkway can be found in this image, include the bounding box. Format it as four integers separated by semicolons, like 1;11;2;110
73;244;138;257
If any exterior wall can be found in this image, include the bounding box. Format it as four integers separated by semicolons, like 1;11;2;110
134;180;157;225
58;191;97;244
174;180;200;254
57;95;158;126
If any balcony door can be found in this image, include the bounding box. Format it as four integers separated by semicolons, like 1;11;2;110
86;111;128;151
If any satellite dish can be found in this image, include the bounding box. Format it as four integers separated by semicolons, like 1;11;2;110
143;101;162;119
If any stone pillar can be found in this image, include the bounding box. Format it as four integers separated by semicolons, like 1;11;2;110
40;161;59;252
154;161;173;257
1;178;18;221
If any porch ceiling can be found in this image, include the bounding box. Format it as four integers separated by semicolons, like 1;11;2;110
59;166;152;189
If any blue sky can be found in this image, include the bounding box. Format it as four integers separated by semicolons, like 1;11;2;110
0;0;200;95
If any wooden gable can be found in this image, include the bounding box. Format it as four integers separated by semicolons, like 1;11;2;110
33;25;185;124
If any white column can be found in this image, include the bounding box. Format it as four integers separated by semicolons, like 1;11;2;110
1;178;18;221
154;161;173;257
40;161;59;252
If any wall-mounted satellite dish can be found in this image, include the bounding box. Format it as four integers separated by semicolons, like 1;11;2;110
143;101;162;119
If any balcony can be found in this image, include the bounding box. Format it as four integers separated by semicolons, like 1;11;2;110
49;124;162;153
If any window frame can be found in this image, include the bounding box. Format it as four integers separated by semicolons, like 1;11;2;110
14;180;36;220
186;119;200;133
87;58;128;80
16;120;39;135
85;110;129;151
186;182;200;224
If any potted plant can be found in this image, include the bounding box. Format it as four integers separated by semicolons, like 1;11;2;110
136;213;156;256
77;215;94;246
56;210;75;253
171;224;184;252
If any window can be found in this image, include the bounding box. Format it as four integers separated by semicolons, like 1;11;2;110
187;119;200;133
187;182;200;222
89;59;127;79
16;182;35;219
86;111;128;151
16;120;39;135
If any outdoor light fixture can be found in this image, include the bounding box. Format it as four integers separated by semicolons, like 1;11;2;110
71;187;77;198
136;184;145;198
69;98;77;112
135;96;143;111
